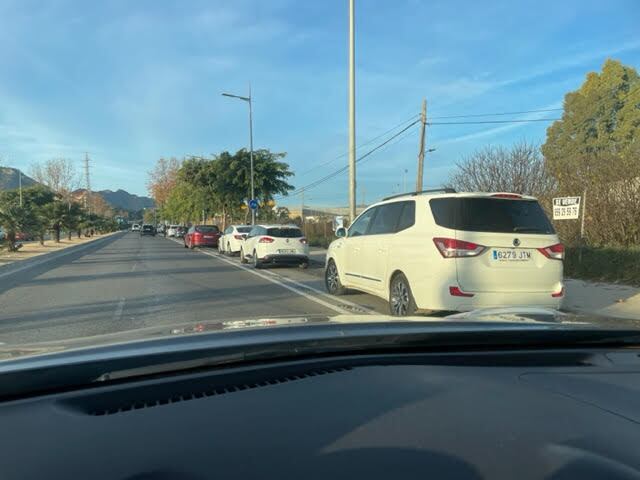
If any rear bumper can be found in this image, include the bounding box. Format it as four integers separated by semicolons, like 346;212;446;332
194;240;218;247
440;290;562;312
140;232;155;236
260;254;308;265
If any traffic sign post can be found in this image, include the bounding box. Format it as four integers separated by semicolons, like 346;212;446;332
552;195;587;263
552;196;581;220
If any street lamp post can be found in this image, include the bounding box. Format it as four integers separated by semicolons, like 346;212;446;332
222;88;255;225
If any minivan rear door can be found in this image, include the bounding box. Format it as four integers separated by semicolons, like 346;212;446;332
430;196;562;293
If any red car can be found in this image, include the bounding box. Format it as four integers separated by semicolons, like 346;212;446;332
184;225;221;249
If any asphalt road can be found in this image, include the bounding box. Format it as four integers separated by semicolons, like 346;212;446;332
0;232;376;346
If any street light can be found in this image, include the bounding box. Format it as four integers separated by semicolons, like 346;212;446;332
222;88;255;225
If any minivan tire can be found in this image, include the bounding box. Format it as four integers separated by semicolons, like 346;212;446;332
325;260;346;296
389;273;417;317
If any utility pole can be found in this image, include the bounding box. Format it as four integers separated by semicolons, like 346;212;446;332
348;0;357;222
18;170;23;207
301;188;305;235
84;153;91;215
416;99;427;191
221;87;255;225
248;85;255;226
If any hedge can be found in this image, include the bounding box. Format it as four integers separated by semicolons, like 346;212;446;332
564;246;640;286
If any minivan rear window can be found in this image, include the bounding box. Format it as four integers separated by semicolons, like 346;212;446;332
266;227;303;238
429;197;555;234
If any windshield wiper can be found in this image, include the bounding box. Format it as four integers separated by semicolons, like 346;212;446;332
513;226;547;233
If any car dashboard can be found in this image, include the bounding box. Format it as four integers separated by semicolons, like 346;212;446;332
1;345;640;479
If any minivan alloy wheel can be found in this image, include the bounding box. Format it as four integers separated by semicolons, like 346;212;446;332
390;273;416;316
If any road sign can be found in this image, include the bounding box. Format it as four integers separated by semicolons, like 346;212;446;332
249;199;259;210
553;196;581;220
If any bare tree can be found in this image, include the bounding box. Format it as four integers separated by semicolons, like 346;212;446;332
30;158;80;202
447;140;556;197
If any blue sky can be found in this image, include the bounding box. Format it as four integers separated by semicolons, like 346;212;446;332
0;0;638;207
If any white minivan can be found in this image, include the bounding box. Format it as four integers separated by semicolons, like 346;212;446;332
325;190;564;316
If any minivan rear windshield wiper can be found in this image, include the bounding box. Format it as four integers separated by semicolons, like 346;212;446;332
513;227;548;233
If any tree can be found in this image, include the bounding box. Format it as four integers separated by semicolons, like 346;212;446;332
542;59;640;246
0;186;55;249
147;157;180;209
447;140;556;197
30;158;79;204
164;150;294;228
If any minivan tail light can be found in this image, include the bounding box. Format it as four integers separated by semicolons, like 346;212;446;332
300;238;308;244
259;236;275;243
433;237;486;258
538;243;564;260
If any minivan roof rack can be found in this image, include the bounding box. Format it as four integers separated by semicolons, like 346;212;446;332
382;188;456;202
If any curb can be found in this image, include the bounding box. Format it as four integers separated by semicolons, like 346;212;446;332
0;231;123;280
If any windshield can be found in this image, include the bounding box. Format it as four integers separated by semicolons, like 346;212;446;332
0;1;638;362
430;198;555;234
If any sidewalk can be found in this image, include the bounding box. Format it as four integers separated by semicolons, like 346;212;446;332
306;247;640;320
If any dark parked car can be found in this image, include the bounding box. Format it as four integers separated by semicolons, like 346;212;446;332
140;224;156;236
175;226;188;239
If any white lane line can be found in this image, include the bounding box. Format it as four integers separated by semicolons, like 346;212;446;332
112;297;125;321
258;266;376;315
165;236;374;315
196;248;349;315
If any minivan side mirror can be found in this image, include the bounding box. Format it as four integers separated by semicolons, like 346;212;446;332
335;227;346;238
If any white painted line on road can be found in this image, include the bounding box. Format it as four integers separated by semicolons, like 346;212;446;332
196;248;350;315
165;236;375;315
258;267;376;315
112;297;125;321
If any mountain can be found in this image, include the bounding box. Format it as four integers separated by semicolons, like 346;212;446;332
0;167;38;190
96;189;155;211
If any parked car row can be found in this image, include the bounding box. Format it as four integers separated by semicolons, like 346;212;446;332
177;222;309;269
324;190;564;316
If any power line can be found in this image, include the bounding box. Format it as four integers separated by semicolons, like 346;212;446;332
428;118;561;125
296;113;419;176
279;118;420;199
429;108;563;120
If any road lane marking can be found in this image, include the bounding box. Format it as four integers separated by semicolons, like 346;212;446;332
165;237;374;316
112;297;125;321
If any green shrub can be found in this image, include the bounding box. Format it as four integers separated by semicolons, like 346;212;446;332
564;246;640;286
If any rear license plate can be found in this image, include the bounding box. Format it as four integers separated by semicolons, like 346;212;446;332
278;249;296;254
204;236;214;239
491;249;532;262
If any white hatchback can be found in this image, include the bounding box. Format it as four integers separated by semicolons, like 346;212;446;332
325;190;564;316
219;225;253;255
240;225;309;268
166;225;180;237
